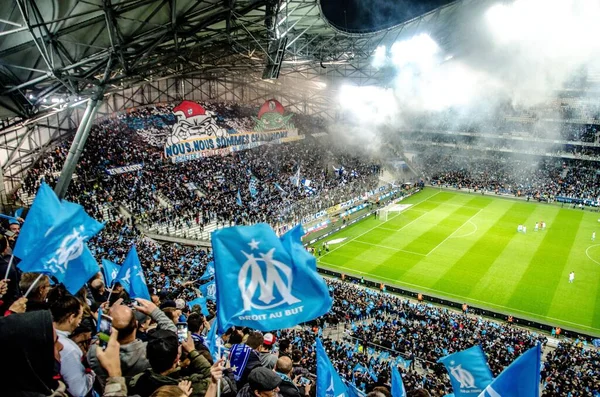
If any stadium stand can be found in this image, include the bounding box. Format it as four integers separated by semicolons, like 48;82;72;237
3;0;600;396
1;102;598;396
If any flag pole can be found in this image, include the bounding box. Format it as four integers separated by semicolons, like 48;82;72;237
216;344;223;397
23;273;44;298
106;287;113;304
3;254;14;280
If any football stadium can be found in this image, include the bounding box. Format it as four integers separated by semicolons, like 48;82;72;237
0;0;599;396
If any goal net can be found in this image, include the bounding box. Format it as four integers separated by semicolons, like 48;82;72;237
379;203;413;221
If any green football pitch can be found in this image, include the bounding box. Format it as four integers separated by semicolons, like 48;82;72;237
315;188;600;336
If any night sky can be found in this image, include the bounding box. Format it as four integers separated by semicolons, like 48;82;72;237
320;0;454;32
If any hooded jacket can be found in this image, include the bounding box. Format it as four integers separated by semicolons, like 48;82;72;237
0;311;64;396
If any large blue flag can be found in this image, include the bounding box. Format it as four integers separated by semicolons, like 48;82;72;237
200;279;216;301
198;261;215;281
391;364;407;397
115;246;150;300
15;183;104;294
316;338;349;397
101;259;121;287
478;344;541;397
212;223;332;334
438;345;494;397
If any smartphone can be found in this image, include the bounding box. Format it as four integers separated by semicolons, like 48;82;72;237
98;314;112;347
300;377;311;386
176;322;188;344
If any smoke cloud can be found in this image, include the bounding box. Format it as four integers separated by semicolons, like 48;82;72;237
332;0;600;165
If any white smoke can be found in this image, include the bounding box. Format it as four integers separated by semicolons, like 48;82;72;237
339;0;600;119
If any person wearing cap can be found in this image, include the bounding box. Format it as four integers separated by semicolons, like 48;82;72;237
236;367;282;397
259;333;278;370
87;298;177;392
128;329;212;397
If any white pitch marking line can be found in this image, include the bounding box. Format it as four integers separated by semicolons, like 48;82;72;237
317;191;440;261
449;220;479;239
317;261;600;331
353;240;427;256
585;244;600;266
426;208;482;256
426;201;485;210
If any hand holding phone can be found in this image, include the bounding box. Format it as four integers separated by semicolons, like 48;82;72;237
98;314;113;348
300;377;311;386
177;322;188;344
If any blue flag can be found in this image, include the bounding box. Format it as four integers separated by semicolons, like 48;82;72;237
367;365;378;382
188;296;210;316
274;182;286;195
198;261;215;281
15;183;104;294
479;344;541;397
316;338;349;397
249;176;259;197
391;364;407;397
206;317;221;360
347;381;365;397
353;363;368;374
101;259;121;287
14;207;24;219
438;345;493;397
236;189;243;206
212;223;332;334
115;246;150;300
200;279;217;301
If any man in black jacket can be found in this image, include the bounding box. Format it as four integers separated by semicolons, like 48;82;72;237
275;356;310;397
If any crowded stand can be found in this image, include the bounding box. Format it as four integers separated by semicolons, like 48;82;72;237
1;255;599;396
20;103;381;237
409;144;600;203
0;100;599;397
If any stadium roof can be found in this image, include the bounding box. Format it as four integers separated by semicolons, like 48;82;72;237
0;0;491;121
320;0;454;33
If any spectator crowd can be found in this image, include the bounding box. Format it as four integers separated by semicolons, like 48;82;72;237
0;100;598;396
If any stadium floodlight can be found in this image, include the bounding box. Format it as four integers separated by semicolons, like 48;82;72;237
372;45;387;68
390;33;439;69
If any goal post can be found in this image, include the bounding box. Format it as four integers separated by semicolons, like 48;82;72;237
379;208;389;221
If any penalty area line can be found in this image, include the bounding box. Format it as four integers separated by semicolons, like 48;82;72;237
318;191;440;261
